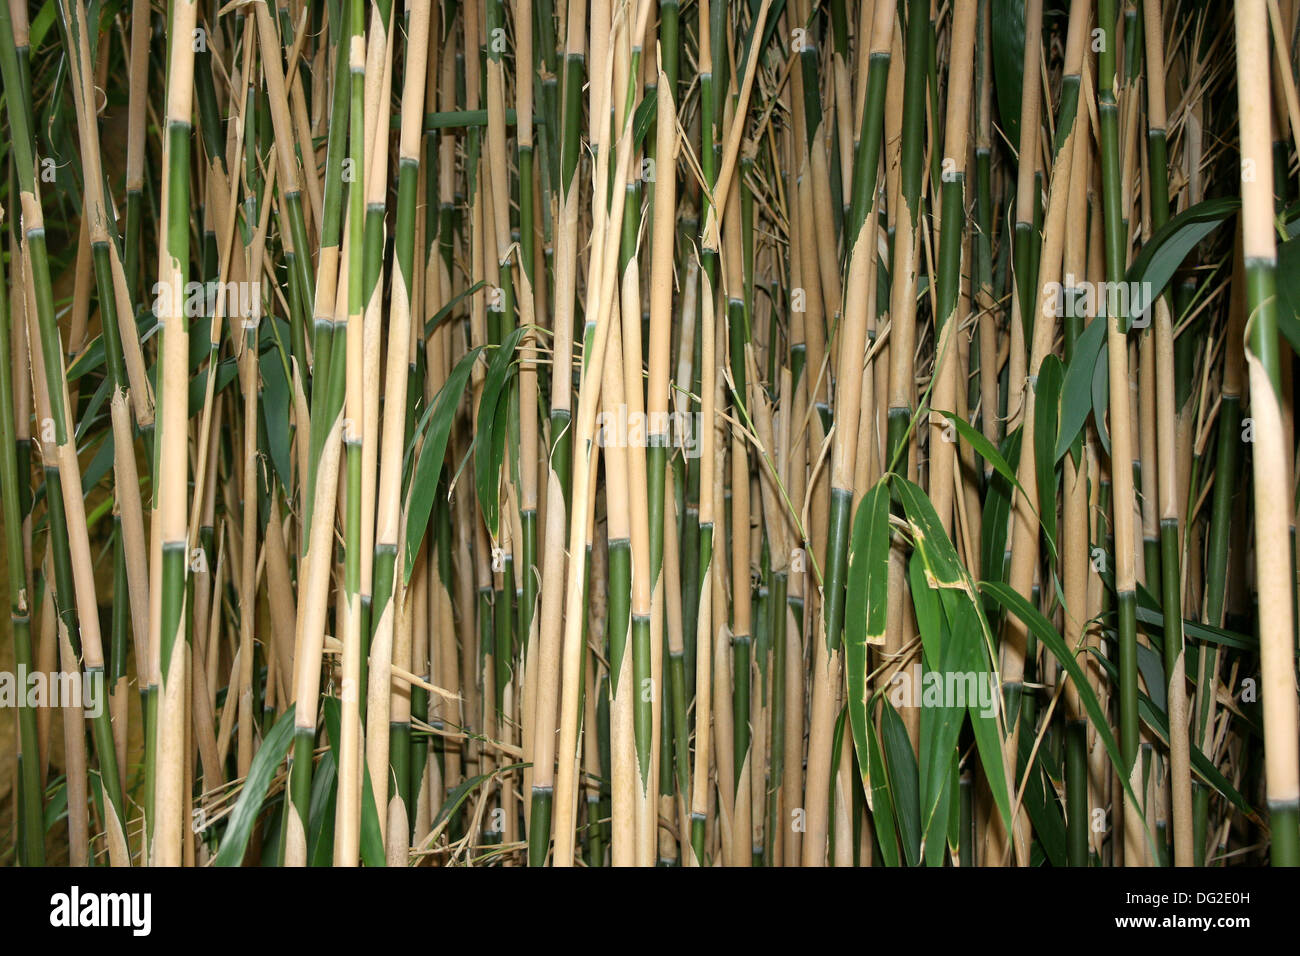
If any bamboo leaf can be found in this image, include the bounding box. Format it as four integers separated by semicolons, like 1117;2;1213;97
979;580;1159;860
893;477;968;591
475;325;529;537
1034;354;1063;551
1091;340;1111;458
404;346;482;582
938;410;1025;498
424;279;488;337
213;708;295;867
864;704;901;868
990;0;1026;147
880;698;922;866
845;481;892;797
981;428;1023;589
1054;315;1107;463
1123;198;1239;323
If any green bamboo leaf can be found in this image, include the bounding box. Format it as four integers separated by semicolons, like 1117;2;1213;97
1015;723;1067;866
909;552;944;667
75;375;114;444
1136;641;1168;715
1054;315;1107;463
981;428;1022;588
937;410;1025;498
979;580;1159;860
917;591;972;861
404;345;482;583
946;750;962;862
424;279;487;337
990;0;1026;148
29;0;57;50
1276;236;1300;352
632;94;657;150
80;433;114;498
1034;354;1063;551
43;778;69;833
893;477;969;590
66;332;107;381
880;697;922;866
188;357;240;416
1091;339;1111;458
260;347;293;494
433;761;530;833
475;325;529;537
864;702;901;868
213;708;295;866
1123;197;1239;323
1134;594;1256;650
306;749;338;866
844;479;890;743
966;636;1014;840
1096;567;1259;653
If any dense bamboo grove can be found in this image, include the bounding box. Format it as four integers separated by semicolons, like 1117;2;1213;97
0;0;1298;868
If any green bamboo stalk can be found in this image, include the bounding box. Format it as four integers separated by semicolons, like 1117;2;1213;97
1098;0;1145;865
1141;0;1193;866
334;0;369;866
0;207;42;866
0;0;130;866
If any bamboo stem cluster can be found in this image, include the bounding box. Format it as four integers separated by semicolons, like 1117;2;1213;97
0;0;1297;868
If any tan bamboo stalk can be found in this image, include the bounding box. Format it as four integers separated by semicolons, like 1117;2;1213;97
50;574;89;866
976;0;999;459
1005;0;1044;433
1061;68;1093;865
1108;228;1145;867
254;0;314;311
528;0;588;861
997;0;1084;868
237;303;259;780
359;0;396;731
517;0;541;827
148;0;199;869
290;252;348;867
783;377;807;868
796;172;828;417
720;144;753;868
795;166;834;868
647;66;678;860
688;261;719;866
1236;0;1300;866
878;1;916;755
602;305;637;865
928;0;978;535
368;0;430;854
552;0;650;865
710;368;735;863
1141;0;1194;866
1138;309;1158;581
700;0;774;250
611;37;657;860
